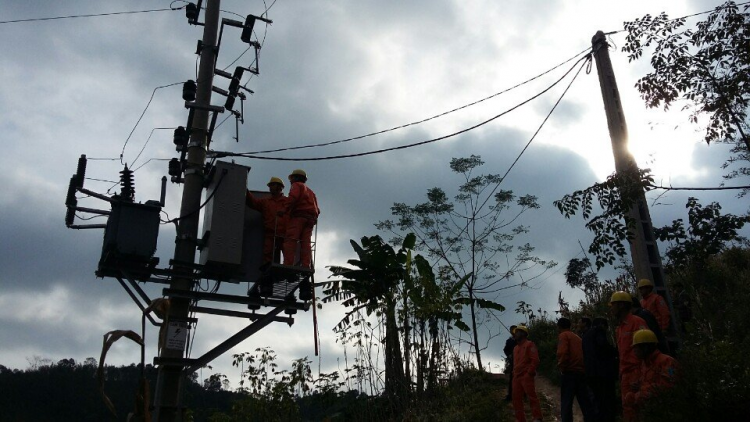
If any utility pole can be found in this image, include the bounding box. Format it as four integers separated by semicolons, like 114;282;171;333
153;1;222;420
591;30;680;347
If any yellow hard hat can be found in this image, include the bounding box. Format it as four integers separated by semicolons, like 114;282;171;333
267;177;284;187
289;169;307;178
515;325;529;335
637;279;655;289
609;291;632;305
632;329;658;345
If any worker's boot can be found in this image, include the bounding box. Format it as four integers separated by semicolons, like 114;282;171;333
259;275;274;296
298;277;312;301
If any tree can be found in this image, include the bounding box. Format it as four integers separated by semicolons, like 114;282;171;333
377;155;554;369
324;234;415;412
553;168;655;269
622;1;750;194
654;197;749;270
557;3;750;266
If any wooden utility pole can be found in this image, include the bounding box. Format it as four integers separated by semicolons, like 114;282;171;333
591;30;680;347
153;1;222;420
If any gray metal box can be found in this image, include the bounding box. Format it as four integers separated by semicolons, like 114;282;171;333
98;200;161;279
231;190;267;283
199;161;250;277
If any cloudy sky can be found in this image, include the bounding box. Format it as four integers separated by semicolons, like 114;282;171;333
1;0;746;387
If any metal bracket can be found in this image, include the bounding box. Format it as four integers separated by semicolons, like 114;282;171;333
184;101;225;113
117;275;162;327
184;306;286;373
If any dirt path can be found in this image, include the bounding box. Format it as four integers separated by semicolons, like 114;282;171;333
501;374;585;422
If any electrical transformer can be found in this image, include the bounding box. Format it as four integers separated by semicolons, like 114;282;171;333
97;200;161;280
199;161;251;278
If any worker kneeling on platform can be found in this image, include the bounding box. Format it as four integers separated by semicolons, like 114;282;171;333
246;177;289;265
283;169;320;269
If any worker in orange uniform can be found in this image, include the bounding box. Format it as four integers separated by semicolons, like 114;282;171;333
609;291;647;422
625;329;678;417
556;317;594;422
637;279;670;331
246;177;289;265
283;169;320;268
512;325;543;422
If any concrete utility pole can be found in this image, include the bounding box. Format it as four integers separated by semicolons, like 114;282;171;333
153;1;222;420
591;31;680;346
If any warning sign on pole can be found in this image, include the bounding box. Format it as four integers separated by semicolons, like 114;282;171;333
166;321;189;351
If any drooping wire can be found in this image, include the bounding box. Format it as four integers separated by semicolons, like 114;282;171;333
162;169;228;225
262;0;279;18
131;127;178;168
477;54;592;211
85;177;119;184
230;46;591;156
216;53;591;161
603;1;750;35
0;6;184;25
120;82;182;165
133;158;171;173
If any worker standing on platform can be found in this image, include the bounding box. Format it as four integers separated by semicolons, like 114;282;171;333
246;177;289;265
637;279;671;332
512;325;543;422
610;291;647;422
283;169;320;268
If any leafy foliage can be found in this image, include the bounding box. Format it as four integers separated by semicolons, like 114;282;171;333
377;155;553;368
622;1;750;193
553;168;654;269
654;197;749;269
0;359;241;422
564;257;599;292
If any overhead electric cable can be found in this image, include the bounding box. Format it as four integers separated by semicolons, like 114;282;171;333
120;82;182;165
604;1;750;35
0;7;183;25
231;46;591;156
131;127;177;167
477;54;592;211
214;53;591;161
650;184;750;191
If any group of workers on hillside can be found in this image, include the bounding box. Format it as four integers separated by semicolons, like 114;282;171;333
245;169;320;269
504;278;678;422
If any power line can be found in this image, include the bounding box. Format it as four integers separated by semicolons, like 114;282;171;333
232;46;591;156
604;1;750;35
262;0;280;18
215;53;591;161
132;127;178;168
0;7;182;25
650;184;750;191
120;82;182;165
478;55;592;212
123;20;270;164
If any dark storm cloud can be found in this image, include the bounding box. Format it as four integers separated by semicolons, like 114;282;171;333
1;0;745;381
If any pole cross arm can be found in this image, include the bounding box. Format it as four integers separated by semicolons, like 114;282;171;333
162;288;310;311
185;306;286;373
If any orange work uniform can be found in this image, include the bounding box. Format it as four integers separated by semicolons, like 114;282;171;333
641;292;670;331
512;339;543;422
283;181;320;268
246;192;289;264
625;350;678;406
557;330;585;373
616;314;647;422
